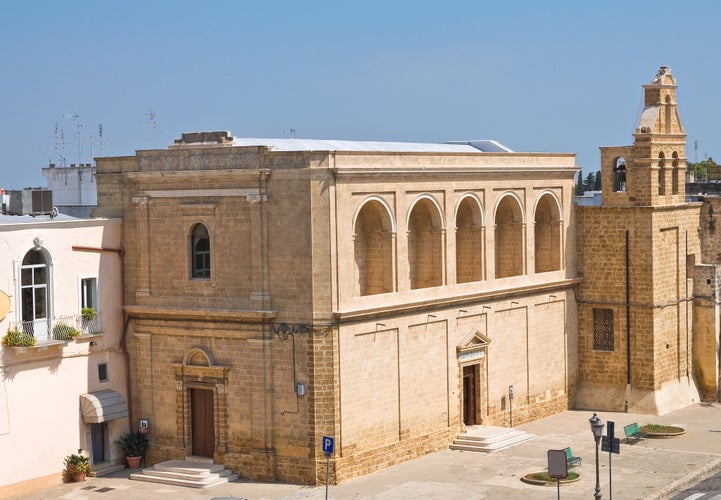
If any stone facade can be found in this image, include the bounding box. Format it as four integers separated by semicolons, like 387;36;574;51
87;66;721;487
576;67;703;413
94;134;578;484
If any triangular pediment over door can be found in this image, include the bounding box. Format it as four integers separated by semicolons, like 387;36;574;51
457;330;491;363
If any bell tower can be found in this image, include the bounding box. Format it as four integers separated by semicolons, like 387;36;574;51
600;66;687;207
576;67;701;415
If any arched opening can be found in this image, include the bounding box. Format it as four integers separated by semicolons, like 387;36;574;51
455;196;484;283
20;248;50;337
191;223;211;279
613;158;627;192
672;151;679;195
665;94;672;134
534;193;562;273
408;197;443;289
354;199;394;295
658;152;666;196
494;195;524;278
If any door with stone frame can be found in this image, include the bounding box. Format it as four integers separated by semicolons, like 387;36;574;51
463;364;480;426
190;388;215;457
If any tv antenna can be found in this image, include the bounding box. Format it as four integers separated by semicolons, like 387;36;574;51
64;113;82;166
145;109;157;148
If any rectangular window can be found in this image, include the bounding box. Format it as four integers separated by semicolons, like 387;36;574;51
98;363;108;382
81;278;97;310
593;308;614;351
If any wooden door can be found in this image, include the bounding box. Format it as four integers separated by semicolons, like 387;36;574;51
463;365;477;426
191;388;215;457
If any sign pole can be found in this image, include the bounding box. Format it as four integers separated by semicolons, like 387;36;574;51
322;436;335;500
325;454;329;500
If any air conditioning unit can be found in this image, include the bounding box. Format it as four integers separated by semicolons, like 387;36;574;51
21;189;53;216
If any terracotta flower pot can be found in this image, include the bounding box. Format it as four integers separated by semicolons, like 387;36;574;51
126;456;142;469
73;472;86;482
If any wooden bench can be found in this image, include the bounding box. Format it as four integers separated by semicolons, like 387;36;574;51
624;423;648;443
564;447;582;468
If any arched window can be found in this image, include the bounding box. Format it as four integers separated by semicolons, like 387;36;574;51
613;158;627;192
191;223;211;279
455;196;484;283
408;197;443;289
672;151;679;195
534;193;562;273
354;199;394;295
494;195;524;278
658;152;666;196
21;249;49;336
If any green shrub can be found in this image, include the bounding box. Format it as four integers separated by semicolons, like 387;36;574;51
2;328;35;347
116;431;150;457
81;307;96;321
53;322;80;339
63;453;91;476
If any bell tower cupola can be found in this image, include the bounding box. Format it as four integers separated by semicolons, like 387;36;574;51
600;66;687;207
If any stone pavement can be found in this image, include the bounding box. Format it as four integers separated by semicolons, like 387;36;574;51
12;403;721;499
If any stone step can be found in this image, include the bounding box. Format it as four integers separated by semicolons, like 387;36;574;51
129;459;238;489
450;426;535;452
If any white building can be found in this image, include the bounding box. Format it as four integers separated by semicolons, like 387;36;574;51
0;214;129;496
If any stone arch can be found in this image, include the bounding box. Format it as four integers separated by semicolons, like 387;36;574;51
173;347;230;455
613;157;627;192
672;151;680;195
353;196;395;295
407;194;444;289
658;151;666;196
455;193;484;283
534;191;562;273
494;193;525;278
183;347;215;367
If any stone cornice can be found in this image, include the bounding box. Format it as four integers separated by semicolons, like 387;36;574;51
333;278;581;322
124;305;276;322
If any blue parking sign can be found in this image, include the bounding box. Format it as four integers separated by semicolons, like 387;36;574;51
322;436;334;455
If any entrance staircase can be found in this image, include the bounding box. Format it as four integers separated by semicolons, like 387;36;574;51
130;457;238;488
450;426;535;452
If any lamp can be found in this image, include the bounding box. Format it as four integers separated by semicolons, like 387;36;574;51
589;412;605;499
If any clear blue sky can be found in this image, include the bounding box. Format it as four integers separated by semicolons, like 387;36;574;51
2;1;720;189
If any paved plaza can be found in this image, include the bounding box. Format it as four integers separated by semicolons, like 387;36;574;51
13;403;721;499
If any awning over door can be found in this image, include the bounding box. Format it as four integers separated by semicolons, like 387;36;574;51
79;390;129;423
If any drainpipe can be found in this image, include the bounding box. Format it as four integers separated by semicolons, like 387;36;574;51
626;230;631;386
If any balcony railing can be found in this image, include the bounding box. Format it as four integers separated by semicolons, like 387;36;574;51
8;313;104;346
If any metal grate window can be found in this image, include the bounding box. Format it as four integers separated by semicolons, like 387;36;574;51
593;308;614;351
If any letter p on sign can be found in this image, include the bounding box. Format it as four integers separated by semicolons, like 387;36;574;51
322;436;334;455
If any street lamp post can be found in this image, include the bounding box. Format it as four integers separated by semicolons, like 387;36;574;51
589;413;605;500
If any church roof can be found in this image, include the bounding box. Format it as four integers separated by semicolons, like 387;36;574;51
230;137;514;153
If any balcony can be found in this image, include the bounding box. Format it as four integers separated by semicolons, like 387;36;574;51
7;313;104;349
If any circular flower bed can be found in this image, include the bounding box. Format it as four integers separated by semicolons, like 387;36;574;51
521;470;581;486
640;424;685;438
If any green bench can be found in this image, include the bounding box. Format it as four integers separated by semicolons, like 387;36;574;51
564;447;582;468
623;422;648;443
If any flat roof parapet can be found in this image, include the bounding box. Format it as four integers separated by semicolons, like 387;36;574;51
174;131;234;146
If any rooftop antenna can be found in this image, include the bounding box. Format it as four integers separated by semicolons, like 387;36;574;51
695;140;698;162
146;109;157;148
97;124;108;157
64;113;82;166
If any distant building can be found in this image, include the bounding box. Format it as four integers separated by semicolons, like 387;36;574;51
42;163;97;218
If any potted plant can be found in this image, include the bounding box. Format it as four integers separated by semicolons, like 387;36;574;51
63;453;91;482
1;328;35;347
81;307;97;333
116;431;149;469
53;322;80;340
